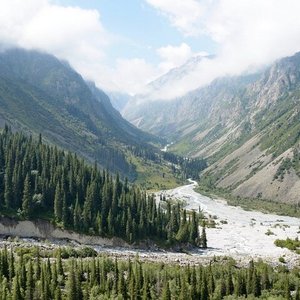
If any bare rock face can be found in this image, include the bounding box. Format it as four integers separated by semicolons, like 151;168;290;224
123;52;300;204
0;218;127;247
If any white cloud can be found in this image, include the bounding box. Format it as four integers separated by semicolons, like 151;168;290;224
0;0;197;95
0;0;111;85
146;0;205;36
157;43;194;73
107;58;161;95
3;0;300;99
144;0;300;100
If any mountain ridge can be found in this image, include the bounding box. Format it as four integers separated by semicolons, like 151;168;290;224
123;52;300;203
0;48;162;179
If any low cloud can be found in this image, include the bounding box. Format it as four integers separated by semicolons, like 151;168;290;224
157;43;195;73
145;0;300;100
0;0;199;95
2;0;300;99
0;0;109;77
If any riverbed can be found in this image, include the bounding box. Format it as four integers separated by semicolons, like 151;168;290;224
159;180;300;265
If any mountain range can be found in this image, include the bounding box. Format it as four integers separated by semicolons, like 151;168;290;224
0;48;161;179
123;52;300;204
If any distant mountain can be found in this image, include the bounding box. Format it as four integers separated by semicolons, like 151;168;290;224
146;55;213;93
0;48;161;179
123;52;300;203
107;91;132;112
122;54;219;131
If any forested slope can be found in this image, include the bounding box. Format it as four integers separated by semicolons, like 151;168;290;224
0;246;298;299
0;127;206;246
0;48;160;180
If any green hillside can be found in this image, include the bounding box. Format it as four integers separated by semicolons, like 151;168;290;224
0;48;161;180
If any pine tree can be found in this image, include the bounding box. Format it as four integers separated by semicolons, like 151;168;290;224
118;269;127;300
201;226;207;248
235;272;245;297
161;279;171;300
9;248;15;282
284;276;291;300
226;267;234;295
73;195;81;231
219;274;226;299
179;272;187;300
4;163;13;208
189;210;199;245
142;274;151;300
12;274;22;300
0;277;9;300
22;173;32;218
201;272;209;300
54;182;62;222
252;270;261;297
261;264;270;291
66;260;78;300
54;286;62;300
56;249;64;277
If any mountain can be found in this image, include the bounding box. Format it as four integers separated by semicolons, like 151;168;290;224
145;55;213;94
122;54;214;128
0;48;161;179
106;91;132;111
123;52;300;204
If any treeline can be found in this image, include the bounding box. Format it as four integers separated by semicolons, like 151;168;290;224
162;152;207;180
128;144;207;181
0;127;204;246
0;246;299;299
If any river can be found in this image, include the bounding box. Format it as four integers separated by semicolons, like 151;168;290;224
159;180;300;265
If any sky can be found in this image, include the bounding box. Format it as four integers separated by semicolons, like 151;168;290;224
1;0;300;99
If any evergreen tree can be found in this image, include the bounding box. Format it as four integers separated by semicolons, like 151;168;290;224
12;274;22;300
189;210;199;245
4;164;13;208
201;226;207;248
22;174;32;218
261;264;271;291
226;267;234;295
66;260;78;300
161;279;171;300
54;182;62;222
284;276;291;300
25;260;34;300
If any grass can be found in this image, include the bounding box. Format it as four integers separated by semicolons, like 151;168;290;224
275;238;300;255
195;184;300;218
128;153;183;192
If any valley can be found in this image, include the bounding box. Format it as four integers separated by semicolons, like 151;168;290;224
1;181;298;267
2;2;300;299
123;52;300;205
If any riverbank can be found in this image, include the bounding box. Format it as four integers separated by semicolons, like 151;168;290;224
158;180;300;267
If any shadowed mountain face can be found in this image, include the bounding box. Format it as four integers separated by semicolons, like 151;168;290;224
123;52;300;203
0;48;160;179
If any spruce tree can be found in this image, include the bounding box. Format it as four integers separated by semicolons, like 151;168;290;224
201;226;207;248
4;164;13;208
284;276;291;300
66;260;78;300
161;279;171;300
12;274;22;300
54;182;62;222
226;267;234;295
22;173;32;218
